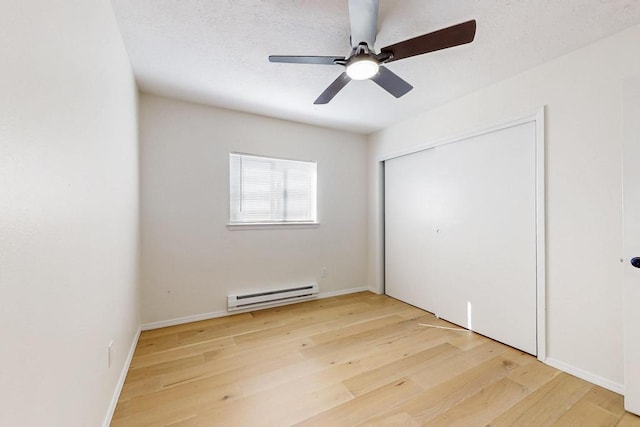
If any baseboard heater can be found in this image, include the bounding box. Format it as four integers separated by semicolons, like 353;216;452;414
227;283;319;311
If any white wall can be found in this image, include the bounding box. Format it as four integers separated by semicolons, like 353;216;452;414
0;1;139;426
368;24;640;390
139;94;368;325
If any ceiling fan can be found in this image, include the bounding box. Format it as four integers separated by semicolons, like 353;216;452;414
268;0;476;104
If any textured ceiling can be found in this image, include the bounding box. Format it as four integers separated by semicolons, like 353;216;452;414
111;0;640;134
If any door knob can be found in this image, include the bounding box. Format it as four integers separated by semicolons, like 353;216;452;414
632;257;640;268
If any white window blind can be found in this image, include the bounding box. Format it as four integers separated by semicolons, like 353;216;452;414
229;153;317;224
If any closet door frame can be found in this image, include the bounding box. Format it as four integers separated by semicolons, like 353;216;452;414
377;108;546;362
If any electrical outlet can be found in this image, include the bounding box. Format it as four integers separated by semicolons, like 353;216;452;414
108;340;114;368
321;267;327;278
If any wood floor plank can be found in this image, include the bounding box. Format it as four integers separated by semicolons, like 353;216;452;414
301;315;420;362
192;382;354;426
233;301;415;348
618;412;640;426
358;326;454;370
447;329;491;351
133;316;285;357
139;312;253;340
359;412;419;427
112;292;634;426
427;377;529;427
309;314;415;346
180;358;369;426
554;399;622;426
128;336;235;370
410;339;510;389
487;373;594;426
343;342;458;396
124;353;206;385
295;378;423;426
582;385;627;418
372;354;521;425
507;357;561;390
115;347;309;419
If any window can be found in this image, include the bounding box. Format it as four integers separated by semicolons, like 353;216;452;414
229;153;317;224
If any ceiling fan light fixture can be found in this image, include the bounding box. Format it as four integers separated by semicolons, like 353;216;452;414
268;0;477;105
346;56;379;80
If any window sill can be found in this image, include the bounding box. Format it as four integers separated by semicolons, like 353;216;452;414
226;222;320;231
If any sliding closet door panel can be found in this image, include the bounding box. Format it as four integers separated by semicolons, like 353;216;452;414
384;121;537;355
385;148;441;312
435;122;536;354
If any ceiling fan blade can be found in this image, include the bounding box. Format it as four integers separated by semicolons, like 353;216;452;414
371;66;413;98
380;20;476;63
269;55;346;65
314;72;351;104
348;0;379;48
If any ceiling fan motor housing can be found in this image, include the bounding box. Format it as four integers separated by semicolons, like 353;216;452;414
267;0;476;104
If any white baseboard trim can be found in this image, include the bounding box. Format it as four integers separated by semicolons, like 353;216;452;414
141;286;370;331
318;286;369;299
103;326;141;427
141;309;229;331
545;357;624;394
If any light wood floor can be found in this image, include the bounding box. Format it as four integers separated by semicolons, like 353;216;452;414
112;292;640;426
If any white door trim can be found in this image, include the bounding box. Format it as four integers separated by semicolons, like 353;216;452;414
377;107;546;361
622;75;640;414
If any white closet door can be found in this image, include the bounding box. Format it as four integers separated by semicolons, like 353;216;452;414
385;148;441;313
384;121;537;355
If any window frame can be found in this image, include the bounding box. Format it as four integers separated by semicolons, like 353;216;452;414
227;152;319;228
